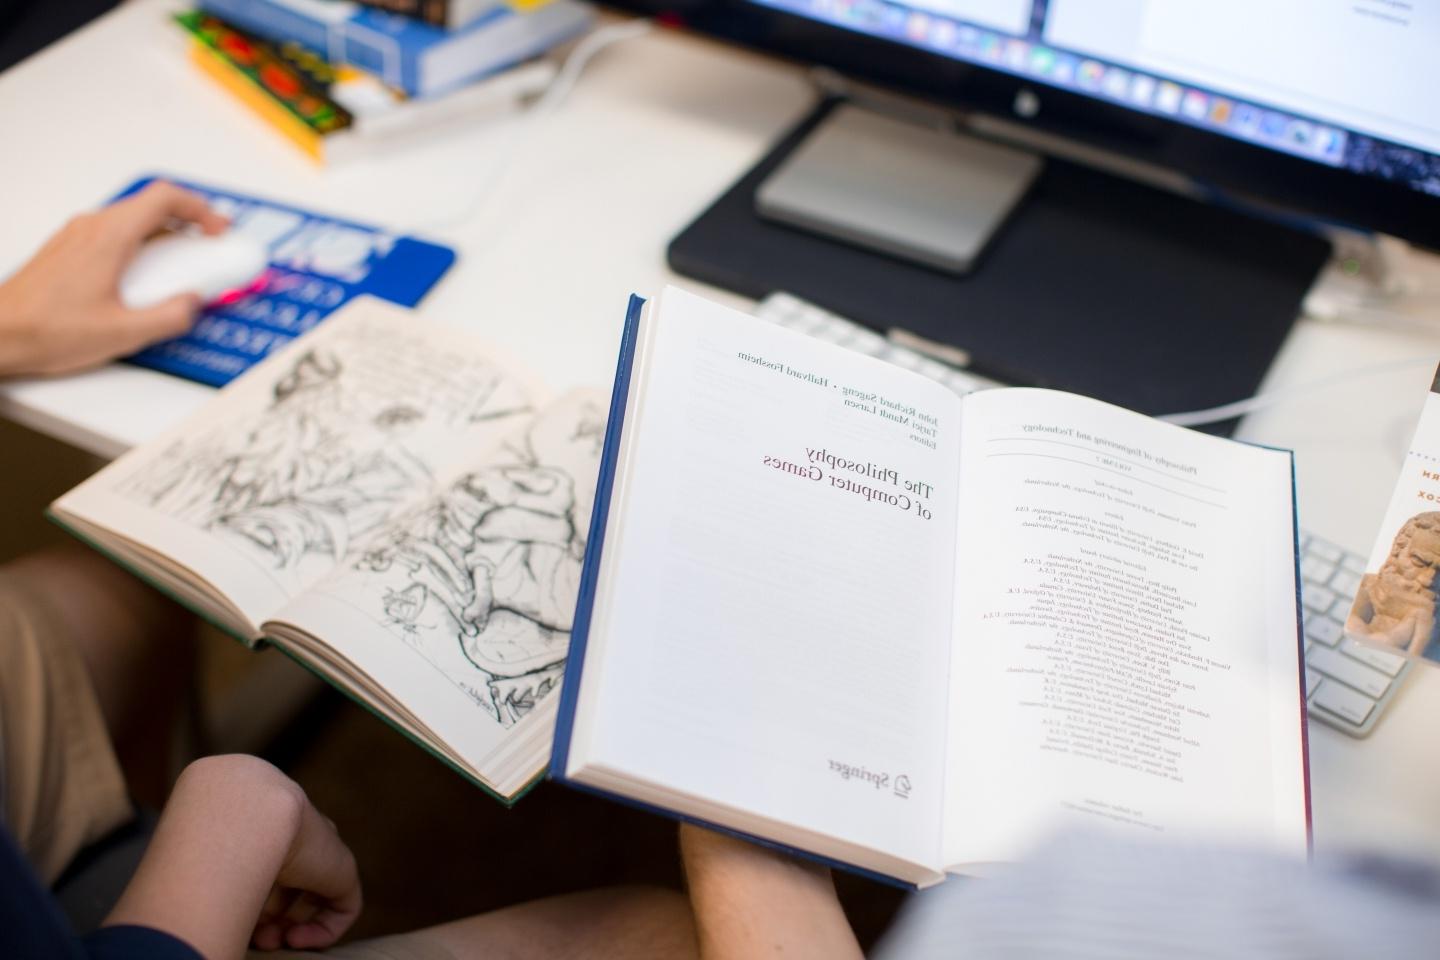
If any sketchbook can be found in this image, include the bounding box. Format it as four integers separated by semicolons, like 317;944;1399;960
52;297;605;802
552;286;1311;886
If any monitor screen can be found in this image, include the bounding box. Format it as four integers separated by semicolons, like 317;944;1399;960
746;0;1439;199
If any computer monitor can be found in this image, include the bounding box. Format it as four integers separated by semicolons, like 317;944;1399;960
628;0;1436;423
646;0;1439;247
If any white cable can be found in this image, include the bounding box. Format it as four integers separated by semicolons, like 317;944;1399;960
1159;356;1434;427
414;18;655;233
531;18;654;121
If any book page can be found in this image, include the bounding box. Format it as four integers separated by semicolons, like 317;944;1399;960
53;299;542;630
944;389;1306;868
572;288;962;871
268;391;606;791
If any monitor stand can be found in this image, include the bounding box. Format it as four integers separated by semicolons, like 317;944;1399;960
754;103;1044;275
668;97;1332;432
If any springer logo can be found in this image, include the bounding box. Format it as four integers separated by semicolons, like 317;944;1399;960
893;774;912;800
828;759;911;799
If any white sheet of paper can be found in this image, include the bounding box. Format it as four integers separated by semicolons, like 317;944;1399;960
573;288;965;870
943;389;1307;866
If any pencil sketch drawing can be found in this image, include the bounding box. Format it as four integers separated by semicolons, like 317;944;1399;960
116;319;533;587
351;394;605;725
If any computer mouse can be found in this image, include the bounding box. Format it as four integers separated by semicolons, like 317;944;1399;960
119;232;270;309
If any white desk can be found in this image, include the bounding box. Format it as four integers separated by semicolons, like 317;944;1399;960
5;0;1440;863
0;0;808;455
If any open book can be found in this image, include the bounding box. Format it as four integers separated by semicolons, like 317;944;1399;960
553;287;1310;886
52;298;605;802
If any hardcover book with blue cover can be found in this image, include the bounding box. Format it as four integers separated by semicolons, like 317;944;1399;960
196;0;593;97
552;286;1310;887
113;175;455;387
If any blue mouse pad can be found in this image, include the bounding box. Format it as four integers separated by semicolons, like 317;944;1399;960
113;175;456;387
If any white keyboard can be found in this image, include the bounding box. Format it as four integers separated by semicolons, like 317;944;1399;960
1298;535;1411;736
754;291;1412;739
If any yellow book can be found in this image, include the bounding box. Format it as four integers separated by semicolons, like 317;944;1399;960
189;41;326;162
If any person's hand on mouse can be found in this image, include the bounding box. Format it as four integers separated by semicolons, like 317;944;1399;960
0;181;228;378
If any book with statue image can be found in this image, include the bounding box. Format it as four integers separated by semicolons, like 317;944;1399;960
1345;364;1440;665
551;286;1311;887
50;296;606;802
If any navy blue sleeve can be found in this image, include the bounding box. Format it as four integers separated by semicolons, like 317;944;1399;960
1;825;200;960
0;825;86;960
81;925;203;960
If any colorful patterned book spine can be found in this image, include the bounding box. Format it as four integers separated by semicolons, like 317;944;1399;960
177;11;351;161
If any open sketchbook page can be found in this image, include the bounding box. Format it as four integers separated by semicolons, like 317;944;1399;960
268;392;606;793
569;288;962;871
52;299;542;634
944;389;1306;868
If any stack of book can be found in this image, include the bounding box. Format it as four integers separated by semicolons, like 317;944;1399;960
181;0;593;163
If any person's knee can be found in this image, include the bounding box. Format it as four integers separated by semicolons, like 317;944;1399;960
422;884;698;959
3;544;193;755
575;885;698;957
3;544;186;644
590;884;694;926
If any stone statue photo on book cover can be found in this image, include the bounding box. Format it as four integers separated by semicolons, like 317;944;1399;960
1346;511;1440;660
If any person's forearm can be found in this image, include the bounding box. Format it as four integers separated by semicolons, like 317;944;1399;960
679;825;863;960
103;756;306;960
0;279;39;377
